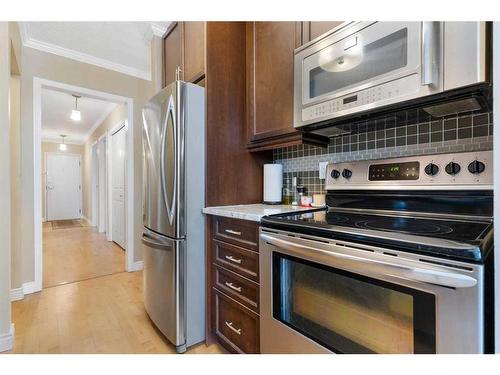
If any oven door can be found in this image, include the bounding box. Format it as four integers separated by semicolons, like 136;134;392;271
260;230;484;354
294;21;442;127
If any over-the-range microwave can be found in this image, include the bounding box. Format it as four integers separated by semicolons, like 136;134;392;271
294;22;490;136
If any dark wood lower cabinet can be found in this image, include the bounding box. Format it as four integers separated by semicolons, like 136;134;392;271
213;289;260;354
207;215;260;353
213;264;259;311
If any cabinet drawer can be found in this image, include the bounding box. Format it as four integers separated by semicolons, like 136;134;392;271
214;216;259;251
213;289;259;354
213;264;259;311
212;239;259;282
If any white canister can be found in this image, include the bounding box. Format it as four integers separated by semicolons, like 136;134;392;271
263;164;283;204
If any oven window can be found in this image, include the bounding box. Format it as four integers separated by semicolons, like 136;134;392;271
273;252;436;353
309;28;408;99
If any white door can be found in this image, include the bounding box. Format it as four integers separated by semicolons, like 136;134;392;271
111;126;126;249
46;153;81;221
91;143;99;226
97;137;107;233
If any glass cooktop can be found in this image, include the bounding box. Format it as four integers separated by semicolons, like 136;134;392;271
261;209;493;262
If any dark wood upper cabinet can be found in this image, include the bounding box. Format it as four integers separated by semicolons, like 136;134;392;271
163;22;206;87
183;22;205;83
246;22;300;144
302;21;344;44
246;22;328;152
163;22;183;87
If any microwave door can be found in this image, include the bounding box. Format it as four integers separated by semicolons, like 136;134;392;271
300;22;424;107
143;82;185;239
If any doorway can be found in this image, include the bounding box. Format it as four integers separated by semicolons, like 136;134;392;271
45;152;82;221
110;123;127;249
33;77;137;293
97;135;107;234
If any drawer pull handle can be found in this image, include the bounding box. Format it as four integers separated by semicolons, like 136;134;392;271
224;282;242;293
225;321;242;335
225;229;242;236
224;255;242;264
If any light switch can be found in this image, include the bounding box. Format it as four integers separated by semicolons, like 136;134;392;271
319;162;329;180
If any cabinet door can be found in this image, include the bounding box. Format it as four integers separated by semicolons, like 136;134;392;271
303;21;344;43
247;22;302;142
163;22;183;87
183;22;205;82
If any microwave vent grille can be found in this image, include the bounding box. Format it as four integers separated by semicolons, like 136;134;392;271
422;97;482;117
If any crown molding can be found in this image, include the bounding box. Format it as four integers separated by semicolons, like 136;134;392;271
20;23;151;81
151;22;170;38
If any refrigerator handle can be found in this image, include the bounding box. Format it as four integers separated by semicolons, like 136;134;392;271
142;231;174;250
160;95;177;225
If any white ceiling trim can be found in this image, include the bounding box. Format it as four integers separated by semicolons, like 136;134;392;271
21;23;151;81
83;102;119;142
151;22;170;38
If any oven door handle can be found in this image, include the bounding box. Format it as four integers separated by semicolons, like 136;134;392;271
261;233;477;289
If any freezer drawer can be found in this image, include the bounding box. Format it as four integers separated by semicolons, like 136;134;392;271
142;230;185;349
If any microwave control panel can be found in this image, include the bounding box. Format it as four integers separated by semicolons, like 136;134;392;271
302;74;419;123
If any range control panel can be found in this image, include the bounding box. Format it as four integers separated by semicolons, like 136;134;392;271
368;161;420;181
325;151;493;190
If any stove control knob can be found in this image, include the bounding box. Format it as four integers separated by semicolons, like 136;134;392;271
445;162;461;176
342;169;352;179
468;160;486;174
424;163;439;176
331;169;340;179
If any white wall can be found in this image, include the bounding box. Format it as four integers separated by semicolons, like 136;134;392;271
10;77;22;294
0;21;12;347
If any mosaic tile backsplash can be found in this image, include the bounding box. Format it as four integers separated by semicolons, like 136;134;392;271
273;111;493;197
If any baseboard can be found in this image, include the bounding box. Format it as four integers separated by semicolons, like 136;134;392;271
10;287;24;302
10;281;38;302
82;216;92;226
128;261;143;272
42;217;46;222
22;281;38;295
0;324;15;353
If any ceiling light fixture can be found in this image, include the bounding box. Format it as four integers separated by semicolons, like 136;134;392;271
59;135;67;151
70;94;81;122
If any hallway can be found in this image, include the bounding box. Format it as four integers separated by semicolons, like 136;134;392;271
43;220;125;288
6;222;225;354
10;271;224;353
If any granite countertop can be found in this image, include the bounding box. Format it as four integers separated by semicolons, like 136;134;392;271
202;204;316;222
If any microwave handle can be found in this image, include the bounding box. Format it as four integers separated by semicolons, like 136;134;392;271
421;22;440;86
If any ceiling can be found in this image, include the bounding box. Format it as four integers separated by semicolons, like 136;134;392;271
41;87;118;145
20;22;170;80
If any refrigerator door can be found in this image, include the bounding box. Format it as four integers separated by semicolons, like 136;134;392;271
142;81;185;239
142;228;186;350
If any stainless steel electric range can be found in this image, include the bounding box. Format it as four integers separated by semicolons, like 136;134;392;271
259;151;494;354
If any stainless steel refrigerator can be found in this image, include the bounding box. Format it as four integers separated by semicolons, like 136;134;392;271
142;80;205;353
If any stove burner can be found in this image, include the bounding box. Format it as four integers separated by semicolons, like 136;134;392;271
355;217;454;236
325;213;349;224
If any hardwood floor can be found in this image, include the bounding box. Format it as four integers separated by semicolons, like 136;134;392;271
9;271;225;354
43;221;125;288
